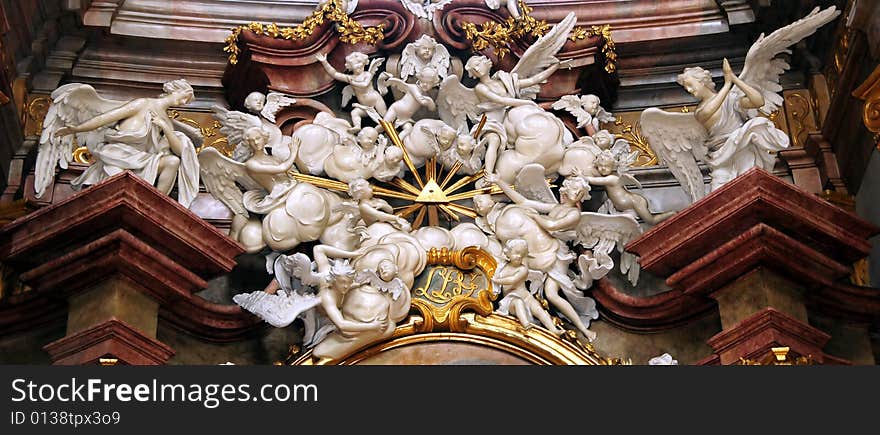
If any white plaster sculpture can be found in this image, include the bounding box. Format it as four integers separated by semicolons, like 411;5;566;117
292;112;358;176
36;79;201;207
399;0;452;20
437;12;577;184
235;91;297;162
641;6;840;202
316;51;386;132
559;129;618;179
200;111;360;253
648;353;679;365
323;126;404;182
347;178;412;232
378;67;440;132
552;94;615;136
584;149;675;225
397;35;452;81
484;0;521;19
494;239;565;335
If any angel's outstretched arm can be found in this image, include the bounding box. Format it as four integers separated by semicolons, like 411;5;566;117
492;177;555;213
246;138;300;174
316;55;350;83
59;100;142;135
474;84;531;108
518;61;564;89
359;202;402;226
313;245;363;273
493;266;528;286
583;175;616;186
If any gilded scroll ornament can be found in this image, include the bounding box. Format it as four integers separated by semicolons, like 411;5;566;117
223;0;385;65
738;346;815;365
852;64;880;149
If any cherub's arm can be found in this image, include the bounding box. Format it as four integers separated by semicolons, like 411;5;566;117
313;244;363;274
359;201;401;225
491;177;555;213
493;265;528;286
583;175;617;186
315;54;350;83
58;100;144;136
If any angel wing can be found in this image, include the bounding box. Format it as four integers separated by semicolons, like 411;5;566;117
510;12;576;93
260;92;296;123
341;85;355;107
574;212;643;286
368;57;385;78
437;75;481;131
552;95;591;127
515;163;557;204
213;105;263;151
639;108;709;203
35;83;125;198
198;147;260;217
735;6;840;117
277;252;327;289
232;289;321;328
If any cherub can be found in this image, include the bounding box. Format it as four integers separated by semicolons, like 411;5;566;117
559;129;622;179
347;178;411;232
323;126;403;182
493;239;564;335
316;51;386;132
234;91;297;162
397;35;451;82
584;150;675;225
552;94;615;136
379;67;440;134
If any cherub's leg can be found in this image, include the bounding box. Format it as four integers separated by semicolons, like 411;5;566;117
631;194;674;225
382;105;399;126
156;154;180;194
510;299;532;329
350;108;364;131
528;298;564;335
374;98;388;116
483;133;502;174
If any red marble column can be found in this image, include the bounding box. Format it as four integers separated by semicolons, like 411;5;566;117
0;172;244;365
626;168;879;365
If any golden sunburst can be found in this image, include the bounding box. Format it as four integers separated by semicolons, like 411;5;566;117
290;116;497;229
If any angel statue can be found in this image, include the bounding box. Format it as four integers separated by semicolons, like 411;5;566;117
323;126;404;182
377;66;440;133
437;12;577;184
35;79;201;207
200;110;360;254
552;94;615;136
641;6;840;203
559;130;619;180
396;35;452;82
486;166;602;342
485;0;521;19
316;51;385;132
234;91;297;162
399;0;452;20
584;150;675;225
493;238;565;336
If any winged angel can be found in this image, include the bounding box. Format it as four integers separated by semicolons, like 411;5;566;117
641;6;840;203
486;164;642;342
35;80;201;206
235;91;297;161
200;108;360;254
437;12;576;183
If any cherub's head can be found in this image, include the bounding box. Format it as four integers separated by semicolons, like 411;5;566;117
677;66;715;98
416;67;440;92
437;126;457;150
465;56;492;79
328;259;356;293
560;176;590;204
162;79;194;106
348;178;373;200
473;194;495;216
244;91;266;113
593;130;615;150
243;126;270;151
503;239;528;265
357;127;379;149
377;259;398;282
413;35;438;62
456;134;476;156
384;146;403;166
582;94;601;115
595;150;618;176
345;52;369;72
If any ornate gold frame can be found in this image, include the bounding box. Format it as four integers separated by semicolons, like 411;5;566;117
291;247;613;365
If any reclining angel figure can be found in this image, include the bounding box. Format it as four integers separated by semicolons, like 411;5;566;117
35;79;201;207
437;12;577;184
200;108;360;254
640;6;840;203
486;164;640;342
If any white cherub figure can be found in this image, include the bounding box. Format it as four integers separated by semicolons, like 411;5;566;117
378;66;440;134
552;94;615;136
494;239;565;335
316;51;386;132
585;150;675;225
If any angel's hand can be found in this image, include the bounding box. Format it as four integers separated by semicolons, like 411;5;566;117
722;58;735;81
483;172;499;184
314;53;327;63
54;126;76;138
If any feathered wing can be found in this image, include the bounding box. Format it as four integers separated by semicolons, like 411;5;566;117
35;83;125;198
574;212;643;286
341;85;355;107
514;163;557;204
552;95;590;127
213;105;263;152
735;6;840;117
198;147;258;217
639;108;709;203
260;92;297;123
279;252;326;288
232;289;321;328
511;11;576;80
437;75;480;131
